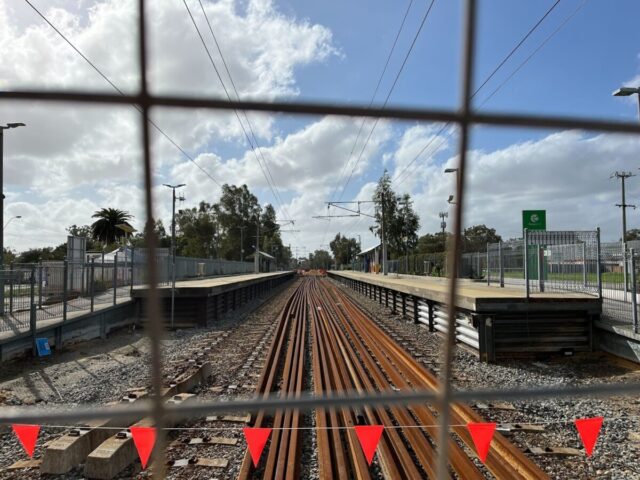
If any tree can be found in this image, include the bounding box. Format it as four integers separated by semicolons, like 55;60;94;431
90;208;134;245
175;201;218;258
308;249;333;269
131;219;171;249
462;224;502;253
625;229;640;242
215;184;261;261
330;233;359;266
67;224;101;250
416;232;449;254
17;244;66;263
370;171;420;257
3;247;16;264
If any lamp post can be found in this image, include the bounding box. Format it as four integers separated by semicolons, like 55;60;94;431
163;183;185;329
3;215;22;230
0;123;25;316
613;86;640;121
445;167;459;204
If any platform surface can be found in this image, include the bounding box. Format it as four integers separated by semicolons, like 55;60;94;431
330;271;601;314
132;271;293;297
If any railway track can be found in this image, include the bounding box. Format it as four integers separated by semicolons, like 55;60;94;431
239;276;549;479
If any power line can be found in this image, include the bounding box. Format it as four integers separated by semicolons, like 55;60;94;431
392;0;572;187
183;0;292;224
319;0;415;250
22;0;222;188
329;0;416;204
337;0;439;201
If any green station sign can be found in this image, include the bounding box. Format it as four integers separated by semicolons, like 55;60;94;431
522;210;546;231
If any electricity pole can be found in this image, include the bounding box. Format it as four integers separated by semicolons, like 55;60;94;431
612;172;636;298
439;211;448;236
381;191;388;275
0;123;25;315
254;220;260;273
612;172;636;243
163;183;185;329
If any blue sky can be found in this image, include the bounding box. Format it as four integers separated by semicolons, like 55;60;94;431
1;0;640;252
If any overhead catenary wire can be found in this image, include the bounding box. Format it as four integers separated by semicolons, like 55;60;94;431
21;0;223;189
392;0;569;187
183;0;293;225
320;0;433;251
337;0;439;202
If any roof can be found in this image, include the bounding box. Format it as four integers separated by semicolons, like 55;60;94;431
357;244;381;256
247;250;276;260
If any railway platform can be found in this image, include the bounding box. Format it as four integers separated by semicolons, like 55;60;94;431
329;271;602;362
132;271;295;327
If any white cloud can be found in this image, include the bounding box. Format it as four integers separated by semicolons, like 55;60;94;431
0;0;337;251
409;131;640;242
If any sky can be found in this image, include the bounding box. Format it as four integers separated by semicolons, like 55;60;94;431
1;0;640;256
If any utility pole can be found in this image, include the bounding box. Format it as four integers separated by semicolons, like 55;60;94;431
239;225;246;262
163;183;185;329
254;219;260;273
381;191;388;275
0;123;25;316
612;172;636;243
612;172;636;298
439;211;448;237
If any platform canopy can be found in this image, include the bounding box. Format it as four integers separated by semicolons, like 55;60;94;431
357;244;381;257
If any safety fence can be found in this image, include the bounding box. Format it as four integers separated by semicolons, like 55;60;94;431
0;254;256;334
5;0;640;477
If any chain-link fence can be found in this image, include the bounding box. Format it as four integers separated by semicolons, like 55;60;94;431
0;254;256;334
5;0;640;477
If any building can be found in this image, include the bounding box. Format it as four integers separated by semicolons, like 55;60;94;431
357;244;382;273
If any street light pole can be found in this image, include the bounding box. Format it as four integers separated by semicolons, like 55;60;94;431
381;191;388;276
163;183;185;329
613;86;640;121
3;215;22;230
0;123;25;316
612;172;635;299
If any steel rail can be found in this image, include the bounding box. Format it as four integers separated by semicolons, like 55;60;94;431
323;281;483;479
237;281;305;478
312;279;427;478
310;277;371;479
333;280;549;479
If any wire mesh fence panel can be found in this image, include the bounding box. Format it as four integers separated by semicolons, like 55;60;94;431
5;0;640;476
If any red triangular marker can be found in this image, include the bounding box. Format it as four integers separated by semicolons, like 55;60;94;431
130;426;157;469
467;422;497;463
12;424;40;458
354;425;384;466
575;417;603;457
243;427;272;467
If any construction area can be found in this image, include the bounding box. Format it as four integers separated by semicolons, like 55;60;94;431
3;0;640;479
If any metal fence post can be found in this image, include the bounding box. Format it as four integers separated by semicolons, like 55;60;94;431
113;252;118;306
524;229;529;298
30;264;36;355
486;243;490;286
632;249;638;333
38;259;43;309
582;243;587;288
623;241;628;302
537;245;545;293
596;227;603;299
499;241;504;288
63;258;68;323
90;257;95;313
9;262;14;314
130;247;135;296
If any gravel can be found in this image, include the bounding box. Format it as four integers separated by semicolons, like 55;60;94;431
335;278;640;480
0;280;297;480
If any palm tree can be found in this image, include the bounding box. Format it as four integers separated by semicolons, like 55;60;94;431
91;208;133;244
